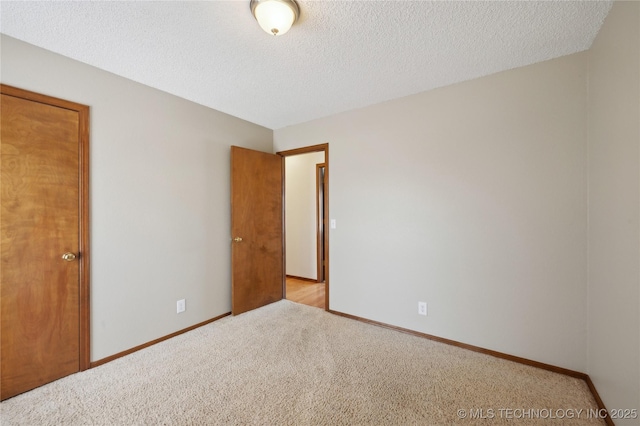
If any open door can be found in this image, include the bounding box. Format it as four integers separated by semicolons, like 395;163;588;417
231;146;283;315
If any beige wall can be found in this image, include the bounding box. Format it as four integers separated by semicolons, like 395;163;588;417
276;52;589;372
587;2;640;422
285;152;326;280
1;35;273;361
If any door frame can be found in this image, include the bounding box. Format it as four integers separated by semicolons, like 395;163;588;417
316;163;326;283
277;143;329;310
1;84;91;371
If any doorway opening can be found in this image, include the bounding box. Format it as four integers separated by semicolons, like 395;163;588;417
277;144;329;310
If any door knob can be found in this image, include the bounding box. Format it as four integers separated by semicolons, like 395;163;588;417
233;237;243;242
61;252;77;261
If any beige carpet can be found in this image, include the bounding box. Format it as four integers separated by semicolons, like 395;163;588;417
1;300;604;425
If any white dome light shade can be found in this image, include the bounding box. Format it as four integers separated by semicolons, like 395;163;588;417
251;0;299;36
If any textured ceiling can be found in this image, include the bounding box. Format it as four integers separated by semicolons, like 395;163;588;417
1;1;612;130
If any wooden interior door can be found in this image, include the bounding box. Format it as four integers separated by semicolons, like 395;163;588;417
231;146;283;315
1;85;90;400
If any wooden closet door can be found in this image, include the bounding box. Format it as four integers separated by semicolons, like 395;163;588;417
1;87;89;400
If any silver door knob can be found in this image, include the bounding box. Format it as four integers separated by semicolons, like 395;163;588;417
61;252;77;261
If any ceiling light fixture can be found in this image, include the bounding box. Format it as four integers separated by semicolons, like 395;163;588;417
250;0;299;36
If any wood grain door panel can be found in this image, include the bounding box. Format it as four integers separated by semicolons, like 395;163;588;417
1;88;88;400
231;146;283;315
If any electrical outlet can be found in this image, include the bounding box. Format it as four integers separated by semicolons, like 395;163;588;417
177;299;186;314
418;301;427;316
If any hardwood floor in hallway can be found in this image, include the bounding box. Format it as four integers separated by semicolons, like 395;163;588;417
285;277;325;309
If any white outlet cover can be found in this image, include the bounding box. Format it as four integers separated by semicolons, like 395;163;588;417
177;299;186;314
418;302;427;316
